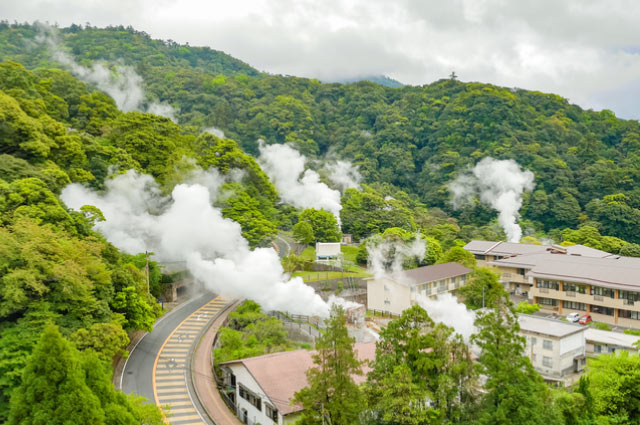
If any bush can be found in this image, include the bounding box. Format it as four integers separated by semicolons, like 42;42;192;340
624;329;640;336
514;301;540;314
592;322;611;331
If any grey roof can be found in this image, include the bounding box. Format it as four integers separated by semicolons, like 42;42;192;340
492;253;640;290
585;329;640;349
518;314;586;338
464;240;611;258
399;262;472;286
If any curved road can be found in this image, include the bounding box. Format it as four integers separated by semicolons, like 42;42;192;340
122;291;225;425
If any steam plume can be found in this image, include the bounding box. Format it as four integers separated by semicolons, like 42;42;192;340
415;293;476;341
36;24;177;121
257;142;342;221
450;157;535;242
325;160;361;192
202;127;226;139
60;170;330;317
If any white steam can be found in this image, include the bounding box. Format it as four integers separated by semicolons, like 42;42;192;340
36;24;177;121
450;157;535;243
203;127;226;139
325;160;361;192
258;142;342;221
415;293;476;341
60;170;330;317
366;235;426;281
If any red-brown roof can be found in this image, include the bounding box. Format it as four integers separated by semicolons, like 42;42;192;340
221;342;375;415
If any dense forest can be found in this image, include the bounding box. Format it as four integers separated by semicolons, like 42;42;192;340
2;21;640;424
3;22;640;247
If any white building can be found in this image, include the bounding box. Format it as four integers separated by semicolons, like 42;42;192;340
366;263;472;316
518;314;586;386
315;242;341;264
585;328;640;357
220;343;375;425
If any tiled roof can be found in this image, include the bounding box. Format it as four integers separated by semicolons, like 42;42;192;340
221;342;375;415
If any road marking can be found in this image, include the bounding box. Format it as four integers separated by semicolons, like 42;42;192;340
152;296;227;424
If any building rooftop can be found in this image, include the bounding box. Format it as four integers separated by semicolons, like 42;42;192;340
387;262;472;286
220;342;375;416
518;314;586;338
464;240;611;259
585;328;640;350
491;253;640;290
315;242;341;257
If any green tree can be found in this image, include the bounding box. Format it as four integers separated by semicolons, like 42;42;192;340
293;305;363;425
112;287;156;332
472;306;561;425
298;208;341;242
365;305;476;425
438;246;476;269
8;324;105;425
292;220;315;244
458;267;507;310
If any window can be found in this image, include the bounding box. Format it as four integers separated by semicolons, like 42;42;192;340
518;268;526;276
460;274;467;283
590;287;615;298
591;305;614;316
594;345;602;353
563;283;586;294
439;280;446;290
543;340;553;350
531;337;537;345
542;356;553;368
384;300;390;305
265;404;278;422
239;385;262;411
538;297;558;306
619;291;640;301
474;254;486;260
537;280;559;290
563;301;586;311
532;354;537;362
618;309;640;320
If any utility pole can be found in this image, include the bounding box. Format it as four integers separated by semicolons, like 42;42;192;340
145;251;150;296
482;285;485;309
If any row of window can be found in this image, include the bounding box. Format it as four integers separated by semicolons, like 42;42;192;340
239;385;262;412
536;281;640;301
412;275;468;295
530;336;553;350
540;299;640;319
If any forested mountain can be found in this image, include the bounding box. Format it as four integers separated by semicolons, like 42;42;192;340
3;22;640;247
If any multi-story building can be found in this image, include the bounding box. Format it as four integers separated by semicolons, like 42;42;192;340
464;240;612;295
490;252;640;328
366;262;472;315
518;314;586;386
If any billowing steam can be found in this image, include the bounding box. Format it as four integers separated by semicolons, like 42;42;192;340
203;127;226;139
325;160;361;192
450;157;535;243
36;24;177;121
257;142;342;221
60;170;330;317
366;235;426;280
415;293;476;341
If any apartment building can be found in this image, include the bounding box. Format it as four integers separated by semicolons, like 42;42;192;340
366;262;472;315
518;314;586;386
490;253;640;328
464;240;611;294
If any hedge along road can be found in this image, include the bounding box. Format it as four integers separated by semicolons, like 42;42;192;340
121;291;228;424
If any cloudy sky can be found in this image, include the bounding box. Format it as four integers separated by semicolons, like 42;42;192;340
3;0;640;118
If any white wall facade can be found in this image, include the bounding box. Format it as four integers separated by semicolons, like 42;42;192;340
522;330;585;383
227;364;284;425
367;278;411;315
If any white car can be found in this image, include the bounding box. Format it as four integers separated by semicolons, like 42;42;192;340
566;312;581;322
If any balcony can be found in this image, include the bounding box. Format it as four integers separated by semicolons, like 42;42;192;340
624;299;635;306
565;291;576;298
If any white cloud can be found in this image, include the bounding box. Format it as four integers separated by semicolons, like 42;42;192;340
4;0;640;117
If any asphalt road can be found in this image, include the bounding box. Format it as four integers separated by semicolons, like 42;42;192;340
121;291;218;402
